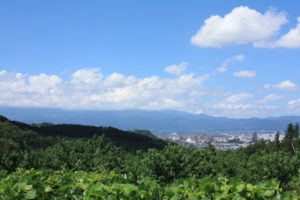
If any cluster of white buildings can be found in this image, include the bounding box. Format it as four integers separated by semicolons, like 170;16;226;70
161;132;285;150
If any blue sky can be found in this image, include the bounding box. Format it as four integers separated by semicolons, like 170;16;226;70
0;0;300;117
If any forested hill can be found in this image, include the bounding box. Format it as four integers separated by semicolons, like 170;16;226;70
0;115;167;150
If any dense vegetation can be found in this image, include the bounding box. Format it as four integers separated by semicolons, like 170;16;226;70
1;115;300;199
2;169;296;200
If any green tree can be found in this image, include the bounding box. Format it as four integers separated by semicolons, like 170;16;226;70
284;123;296;153
274;131;280;150
294;123;299;139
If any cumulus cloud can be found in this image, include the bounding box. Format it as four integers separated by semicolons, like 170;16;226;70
191;6;287;47
255;17;300;48
71;68;103;84
28;74;62;93
217;54;244;73
164;62;188;75
0;70;24;83
0;68;212;113
233;70;256;78
264;80;298;91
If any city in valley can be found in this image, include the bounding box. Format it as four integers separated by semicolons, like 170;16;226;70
160;132;285;150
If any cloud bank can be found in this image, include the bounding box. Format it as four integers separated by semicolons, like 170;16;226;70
0;60;299;118
0;68;212;114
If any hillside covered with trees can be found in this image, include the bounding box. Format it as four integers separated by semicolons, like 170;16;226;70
1;115;300;199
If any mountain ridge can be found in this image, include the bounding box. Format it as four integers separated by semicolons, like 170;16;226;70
1;106;300;134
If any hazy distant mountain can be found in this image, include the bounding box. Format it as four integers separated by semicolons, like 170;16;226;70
0;107;300;134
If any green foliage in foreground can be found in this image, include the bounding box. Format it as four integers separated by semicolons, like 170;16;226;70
1;169;299;200
1;118;300;199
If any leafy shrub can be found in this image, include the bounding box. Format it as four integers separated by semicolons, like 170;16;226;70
1;169;295;200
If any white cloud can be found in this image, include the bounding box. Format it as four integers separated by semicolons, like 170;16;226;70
288;99;300;106
217;54;244;72
257;94;283;104
71;68;103;84
264;80;297;91
224;93;253;103
211;103;279;118
105;73;136;88
209;92;283;117
255;17;300;48
28;74;62;93
0;70;24;83
213;103;256;110
164;62;188;75
233;70;256;78
191;6;287;47
287;99;300;114
209;93;256;117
